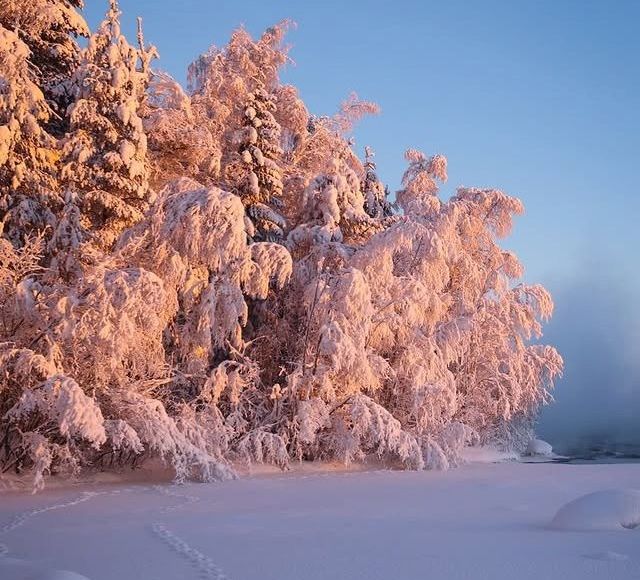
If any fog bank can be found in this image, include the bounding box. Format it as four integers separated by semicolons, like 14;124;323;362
537;260;640;454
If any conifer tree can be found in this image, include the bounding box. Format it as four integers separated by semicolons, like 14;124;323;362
362;146;393;219
47;189;84;280
61;0;153;251
0;0;89;136
238;86;286;242
0;26;59;246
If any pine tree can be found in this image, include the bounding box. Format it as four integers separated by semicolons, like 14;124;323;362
0;25;59;246
0;0;89;137
362;146;393;219
238;86;286;242
47;189;85;280
61;0;153;251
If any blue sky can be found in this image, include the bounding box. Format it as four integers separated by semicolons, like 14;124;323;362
85;0;640;446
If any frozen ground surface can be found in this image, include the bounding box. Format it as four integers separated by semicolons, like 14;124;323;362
1;462;640;580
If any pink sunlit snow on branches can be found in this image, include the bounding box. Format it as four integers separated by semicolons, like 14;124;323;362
0;3;562;489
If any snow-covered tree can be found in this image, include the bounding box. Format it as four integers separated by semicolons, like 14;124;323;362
0;17;563;488
47;189;85;280
188;22;290;114
187;23;290;178
362;146;393;219
236;86;285;241
432;186;564;445
0;0;89;136
290;153;388;249
0;175;294;488
143;71;220;188
183;24;295;242
0;26;59;246
61;0;153;251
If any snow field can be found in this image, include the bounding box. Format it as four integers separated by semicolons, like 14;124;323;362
2;462;640;580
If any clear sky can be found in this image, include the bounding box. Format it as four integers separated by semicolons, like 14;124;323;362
85;0;640;448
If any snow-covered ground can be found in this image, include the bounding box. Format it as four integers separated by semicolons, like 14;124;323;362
1;462;640;580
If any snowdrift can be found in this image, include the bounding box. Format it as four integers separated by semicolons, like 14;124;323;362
551;489;640;531
526;438;553;457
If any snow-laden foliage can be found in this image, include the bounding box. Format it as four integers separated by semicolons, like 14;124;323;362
0;26;59;245
143;71;220;188
61;0;154;251
362;146;393;219
237;86;285;242
0;16;562;488
0;0;88;136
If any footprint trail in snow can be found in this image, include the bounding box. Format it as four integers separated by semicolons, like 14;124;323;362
151;484;230;580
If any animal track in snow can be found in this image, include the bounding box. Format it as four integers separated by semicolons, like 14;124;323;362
153;484;201;513
151;522;229;580
150;484;230;579
0;491;102;562
0;491;101;536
